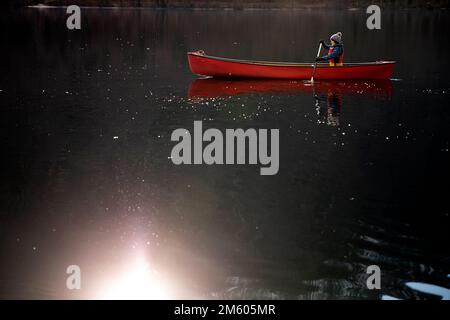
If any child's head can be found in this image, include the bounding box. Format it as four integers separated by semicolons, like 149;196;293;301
330;32;343;45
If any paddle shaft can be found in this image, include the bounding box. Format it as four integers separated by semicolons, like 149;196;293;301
310;43;323;83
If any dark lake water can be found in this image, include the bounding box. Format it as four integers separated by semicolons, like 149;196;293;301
0;7;449;299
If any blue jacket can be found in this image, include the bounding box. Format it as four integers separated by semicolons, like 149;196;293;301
318;42;344;63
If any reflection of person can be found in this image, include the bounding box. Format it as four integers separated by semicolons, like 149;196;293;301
326;91;342;126
315;91;342;127
316;32;344;66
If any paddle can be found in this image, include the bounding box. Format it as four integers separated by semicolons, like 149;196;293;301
309;42;323;84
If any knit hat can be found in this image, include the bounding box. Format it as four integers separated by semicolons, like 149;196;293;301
330;32;343;44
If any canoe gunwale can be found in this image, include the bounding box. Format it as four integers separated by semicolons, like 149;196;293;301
188;52;396;68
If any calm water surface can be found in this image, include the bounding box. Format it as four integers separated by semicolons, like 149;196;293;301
0;8;449;299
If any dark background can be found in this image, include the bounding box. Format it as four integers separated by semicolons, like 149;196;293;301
0;6;449;299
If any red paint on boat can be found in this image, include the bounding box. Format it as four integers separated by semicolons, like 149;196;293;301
187;52;395;80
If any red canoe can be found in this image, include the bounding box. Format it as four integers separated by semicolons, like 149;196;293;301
188;51;396;80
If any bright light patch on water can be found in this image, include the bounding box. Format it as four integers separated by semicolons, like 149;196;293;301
382;282;450;300
381;295;400;300
96;256;172;300
406;282;450;300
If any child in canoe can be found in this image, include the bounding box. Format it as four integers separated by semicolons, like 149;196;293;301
316;32;344;66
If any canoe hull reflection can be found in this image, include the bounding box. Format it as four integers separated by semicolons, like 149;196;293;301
188;79;393;98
